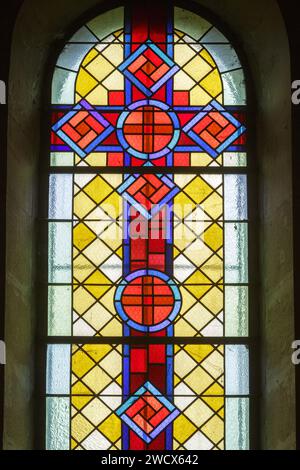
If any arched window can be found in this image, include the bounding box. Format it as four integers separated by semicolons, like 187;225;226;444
46;3;250;450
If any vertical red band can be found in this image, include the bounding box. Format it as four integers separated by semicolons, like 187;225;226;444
129;1;169;450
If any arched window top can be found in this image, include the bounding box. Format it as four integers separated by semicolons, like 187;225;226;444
47;2;250;451
50;5;247;169
52;6;246;107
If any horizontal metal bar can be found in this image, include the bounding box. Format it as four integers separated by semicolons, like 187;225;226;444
44;336;254;344
47;166;249;174
41;218;249;223
44;282;252;288
63;42;243;46
45;393;252;398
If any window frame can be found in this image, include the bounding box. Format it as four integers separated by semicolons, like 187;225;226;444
37;0;259;451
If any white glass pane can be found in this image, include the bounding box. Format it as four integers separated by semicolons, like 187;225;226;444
50;152;74;167
48;286;72;336
224;175;247;221
49;174;73;220
225;345;249;395
200;27;228;43
226;397;249;450
48;222;72;283
204;44;241;73
69;26;99;43
46;397;70;450
46;344;71;395
222;69;246;105
52;68;76;105
56;43;94;72
223;152;247;167
225;286;248;337
225;223;248;283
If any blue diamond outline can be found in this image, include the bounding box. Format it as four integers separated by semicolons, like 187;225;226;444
52;99;115;158
117;173;180;220
118;40;179;97
183;99;246;158
116;381;180;443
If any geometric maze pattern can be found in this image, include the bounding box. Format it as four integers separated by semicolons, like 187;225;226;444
52;99;114;158
119;40;179;96
117;173;180;220
183;100;246;159
116;382;180;443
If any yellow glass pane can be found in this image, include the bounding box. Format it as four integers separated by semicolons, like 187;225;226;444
200;68;223;98
82;48;99;67
184;344;214;363
81;398;111;425
73;254;96;283
173;69;195;90
174;44;196;66
99;414;122;442
102;70;124;90
72;350;95;378
201;192;223;219
73;287;96;315
85;84;108;105
184;284;211;298
200;48;216;67
99;350;121;377
200;287;223;314
173;414;197;443
190;152;213;166
184;399;214;427
100;318;122;336
86;54;114;82
202;396;224;412
190;85;212;105
72;414;93;442
184;55;212;83
76;68;98;97
184;177;213;204
71;381;92;395
174;350;197;377
201;415;224;443
73;223;97;250
85;152;107;166
200;255;223;283
82;238;113;266
74;191;96;219
101;43;124;66
72;396;93;411
203;223;223;251
84;284;112;300
84;176;113;204
184;368;215;395
82;366;112;394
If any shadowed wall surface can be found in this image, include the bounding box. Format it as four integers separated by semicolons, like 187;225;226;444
2;0;295;449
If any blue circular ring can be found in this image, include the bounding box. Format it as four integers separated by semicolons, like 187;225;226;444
116;100;180;160
114;269;182;332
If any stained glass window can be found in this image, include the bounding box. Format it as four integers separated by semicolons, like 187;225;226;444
46;4;250;450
